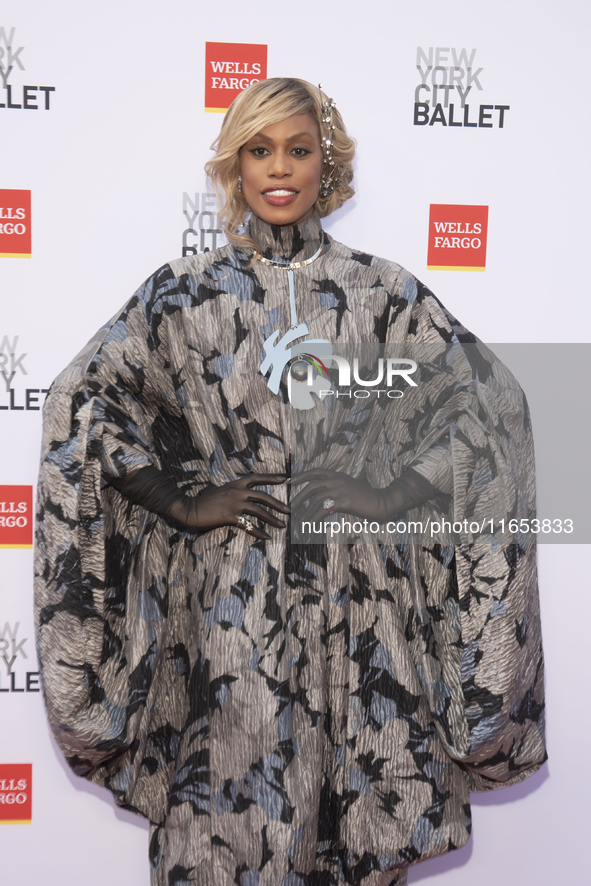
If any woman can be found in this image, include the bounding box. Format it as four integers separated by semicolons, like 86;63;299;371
35;78;546;886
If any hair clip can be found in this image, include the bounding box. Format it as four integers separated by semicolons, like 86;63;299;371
318;84;339;198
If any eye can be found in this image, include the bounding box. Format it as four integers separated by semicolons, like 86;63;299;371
291;147;312;158
249;146;269;157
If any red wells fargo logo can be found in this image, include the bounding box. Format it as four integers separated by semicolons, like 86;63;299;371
0;486;33;548
427;204;489;271
204;42;267;113
0;764;32;824
0;189;31;258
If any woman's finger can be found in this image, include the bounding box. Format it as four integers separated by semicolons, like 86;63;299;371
245;490;291;514
242;525;271;541
233;513;270;540
290;469;343;486
290;484;329;510
243;473;287;487
242;503;287;529
303;491;349;523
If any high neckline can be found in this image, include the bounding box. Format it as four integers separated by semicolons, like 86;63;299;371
247;212;325;263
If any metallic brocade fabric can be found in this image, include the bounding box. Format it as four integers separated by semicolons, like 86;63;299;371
35;214;546;886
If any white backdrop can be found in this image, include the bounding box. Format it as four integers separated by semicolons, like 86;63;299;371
1;0;590;883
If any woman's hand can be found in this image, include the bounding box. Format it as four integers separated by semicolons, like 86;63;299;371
290;469;403;524
169;473;290;540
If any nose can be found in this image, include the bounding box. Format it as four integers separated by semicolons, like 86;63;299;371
268;149;292;178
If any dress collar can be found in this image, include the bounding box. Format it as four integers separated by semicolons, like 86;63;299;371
247;211;325;263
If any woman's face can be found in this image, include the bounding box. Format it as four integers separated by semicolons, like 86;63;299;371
239;113;323;227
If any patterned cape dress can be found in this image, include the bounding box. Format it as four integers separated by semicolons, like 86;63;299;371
35;213;546;886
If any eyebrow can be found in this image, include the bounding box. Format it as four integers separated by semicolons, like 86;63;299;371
249;131;316;142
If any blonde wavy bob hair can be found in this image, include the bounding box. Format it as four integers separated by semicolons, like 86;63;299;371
205;78;356;253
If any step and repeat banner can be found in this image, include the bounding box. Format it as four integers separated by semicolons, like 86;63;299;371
1;1;589;884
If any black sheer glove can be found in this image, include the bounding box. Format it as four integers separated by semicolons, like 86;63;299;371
290;467;440;524
109;466;290;540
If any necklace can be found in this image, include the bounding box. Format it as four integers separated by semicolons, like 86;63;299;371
253;230;324;269
254;231;325;330
257;230;332;409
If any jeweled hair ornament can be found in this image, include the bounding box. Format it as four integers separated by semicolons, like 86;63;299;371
318;84;340;198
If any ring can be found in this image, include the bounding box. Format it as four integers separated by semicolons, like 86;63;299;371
236;515;256;533
323;498;336;513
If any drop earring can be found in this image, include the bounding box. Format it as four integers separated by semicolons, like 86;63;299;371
237;174;243;193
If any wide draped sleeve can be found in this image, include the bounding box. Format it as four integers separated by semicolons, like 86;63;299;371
380;278;546;790
34;265;207;820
